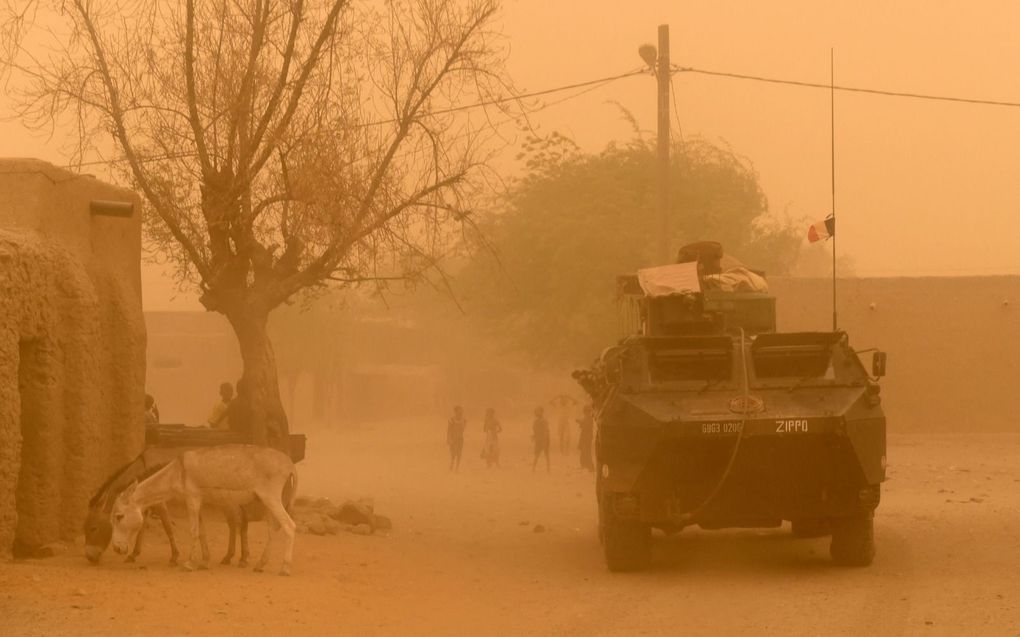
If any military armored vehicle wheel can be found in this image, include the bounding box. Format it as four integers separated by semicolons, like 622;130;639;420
829;514;875;566
598;493;651;572
791;518;830;538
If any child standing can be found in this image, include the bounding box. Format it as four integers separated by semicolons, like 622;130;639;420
481;408;502;468
447;405;467;471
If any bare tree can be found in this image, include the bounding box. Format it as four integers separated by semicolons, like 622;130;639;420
4;0;515;449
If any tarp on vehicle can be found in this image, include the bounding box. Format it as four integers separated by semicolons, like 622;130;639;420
702;267;769;293
637;262;701;297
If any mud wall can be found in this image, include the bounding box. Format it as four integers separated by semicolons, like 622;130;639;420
770;276;1020;433
0;158;144;558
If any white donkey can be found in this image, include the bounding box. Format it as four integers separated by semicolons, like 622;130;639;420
111;445;298;575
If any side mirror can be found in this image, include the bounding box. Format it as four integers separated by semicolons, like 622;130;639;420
872;351;887;378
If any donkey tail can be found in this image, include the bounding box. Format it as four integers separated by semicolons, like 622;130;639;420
282;469;298;515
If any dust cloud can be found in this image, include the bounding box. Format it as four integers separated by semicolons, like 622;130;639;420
3;2;1020;637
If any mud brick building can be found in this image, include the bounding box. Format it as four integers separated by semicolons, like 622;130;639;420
0;158;144;558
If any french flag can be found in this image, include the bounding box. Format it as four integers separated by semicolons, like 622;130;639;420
807;215;835;243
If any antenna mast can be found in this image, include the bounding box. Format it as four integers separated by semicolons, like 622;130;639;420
831;49;838;332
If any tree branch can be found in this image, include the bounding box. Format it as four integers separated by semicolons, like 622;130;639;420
71;0;211;281
184;0;213;179
244;0;348;183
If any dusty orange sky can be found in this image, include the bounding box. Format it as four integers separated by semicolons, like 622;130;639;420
4;0;1019;309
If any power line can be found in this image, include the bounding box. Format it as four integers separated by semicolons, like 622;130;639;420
63;68;647;169
66;62;1020;171
541;71;637;109
674;65;1020;109
668;75;685;143
356;68;647;128
69;151;198;169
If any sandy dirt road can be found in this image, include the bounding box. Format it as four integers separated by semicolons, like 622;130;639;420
3;425;1020;637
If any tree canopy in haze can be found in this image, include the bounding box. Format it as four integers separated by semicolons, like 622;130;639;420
458;130;802;366
2;0;516;447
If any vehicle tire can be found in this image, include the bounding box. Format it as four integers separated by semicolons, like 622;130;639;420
791;518;830;538
829;514;875;566
599;492;651;572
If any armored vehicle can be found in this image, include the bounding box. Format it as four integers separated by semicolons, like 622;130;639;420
576;242;887;571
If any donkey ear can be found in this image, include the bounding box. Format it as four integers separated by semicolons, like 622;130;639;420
120;480;139;500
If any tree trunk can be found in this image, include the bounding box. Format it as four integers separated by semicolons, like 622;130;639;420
225;308;290;454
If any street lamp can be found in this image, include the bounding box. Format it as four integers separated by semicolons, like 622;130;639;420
638;44;657;71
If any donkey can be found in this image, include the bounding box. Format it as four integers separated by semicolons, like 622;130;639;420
111;445;298;575
85;448;252;566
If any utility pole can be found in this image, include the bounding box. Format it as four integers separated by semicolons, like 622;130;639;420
656;24;671;263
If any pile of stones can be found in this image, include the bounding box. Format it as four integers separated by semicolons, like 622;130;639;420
291;496;393;537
